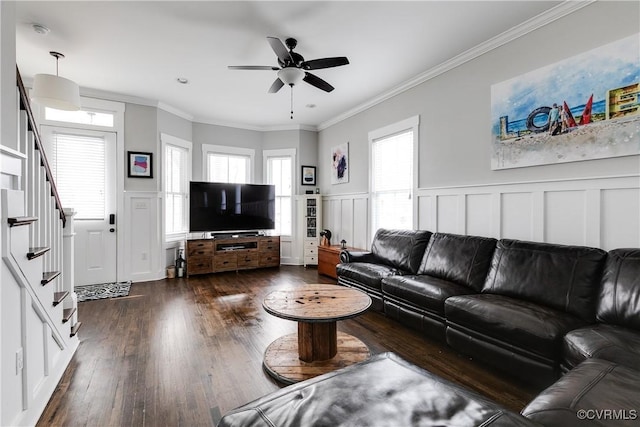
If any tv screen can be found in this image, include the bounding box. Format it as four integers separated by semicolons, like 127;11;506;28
189;181;276;233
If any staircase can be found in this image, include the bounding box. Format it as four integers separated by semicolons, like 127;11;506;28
1;68;80;426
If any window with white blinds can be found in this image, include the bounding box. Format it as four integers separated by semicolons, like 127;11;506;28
165;145;189;235
51;133;106;220
207;153;250;183
370;120;417;234
163;134;192;240
265;154;293;236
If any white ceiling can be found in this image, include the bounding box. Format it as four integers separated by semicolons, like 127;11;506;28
15;1;564;130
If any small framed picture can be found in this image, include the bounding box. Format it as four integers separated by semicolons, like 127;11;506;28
128;151;153;178
301;165;316;186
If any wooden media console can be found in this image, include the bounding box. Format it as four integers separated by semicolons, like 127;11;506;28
186;235;280;276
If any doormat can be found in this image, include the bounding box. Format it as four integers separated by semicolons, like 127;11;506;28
76;281;132;302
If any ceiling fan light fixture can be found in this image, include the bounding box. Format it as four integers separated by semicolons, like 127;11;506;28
277;67;304;86
32;52;81;111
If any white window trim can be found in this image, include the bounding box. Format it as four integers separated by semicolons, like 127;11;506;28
368;115;420;241
263;148;296;237
202;144;255;183
162;133;192;242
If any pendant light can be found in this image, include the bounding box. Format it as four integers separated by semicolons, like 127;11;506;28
32;51;81;111
277;67;304;119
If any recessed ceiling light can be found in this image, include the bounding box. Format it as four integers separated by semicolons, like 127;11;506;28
176;77;189;84
305;103;316;109
32;23;50;35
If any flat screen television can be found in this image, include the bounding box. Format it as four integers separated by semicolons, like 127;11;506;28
189;181;276;233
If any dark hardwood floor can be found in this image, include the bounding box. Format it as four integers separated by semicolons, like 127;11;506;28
37;266;539;426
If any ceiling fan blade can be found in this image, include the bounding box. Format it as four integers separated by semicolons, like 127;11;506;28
268;78;284;93
267;37;293;64
303;72;335;92
302;57;350;70
228;65;280;71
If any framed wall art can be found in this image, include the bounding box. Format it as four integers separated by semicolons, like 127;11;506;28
301;165;316;186
331;142;349;184
127;151;153;178
491;33;639;170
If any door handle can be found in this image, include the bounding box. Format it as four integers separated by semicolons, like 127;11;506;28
109;214;116;225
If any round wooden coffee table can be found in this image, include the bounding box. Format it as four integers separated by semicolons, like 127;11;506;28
262;284;371;384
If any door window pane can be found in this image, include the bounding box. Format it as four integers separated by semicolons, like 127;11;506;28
51;133;106;220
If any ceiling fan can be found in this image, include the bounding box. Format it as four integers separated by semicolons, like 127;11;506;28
228;37;349;94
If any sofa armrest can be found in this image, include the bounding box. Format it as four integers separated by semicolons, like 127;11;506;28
340;250;378;264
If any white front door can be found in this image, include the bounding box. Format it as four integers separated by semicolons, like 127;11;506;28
41;126;117;285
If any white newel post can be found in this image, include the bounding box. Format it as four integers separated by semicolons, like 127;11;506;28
62;208;77;324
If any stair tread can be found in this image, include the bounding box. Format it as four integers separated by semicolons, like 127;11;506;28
27;246;50;260
53;291;69;307
42;271;61;285
8;216;38;227
62;307;76;323
70;322;82;337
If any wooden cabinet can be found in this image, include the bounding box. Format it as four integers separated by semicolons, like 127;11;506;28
186;235;280;276
301;195;322;266
318;245;363;279
259;237;281;268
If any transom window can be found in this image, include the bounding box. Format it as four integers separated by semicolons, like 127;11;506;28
45;107;115;127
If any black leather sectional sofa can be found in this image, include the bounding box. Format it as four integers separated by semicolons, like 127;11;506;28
337;229;640;423
218;229;640;426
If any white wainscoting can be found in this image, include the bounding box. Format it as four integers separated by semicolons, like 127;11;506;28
123;191;164;282
323;175;640;251
322;193;370;250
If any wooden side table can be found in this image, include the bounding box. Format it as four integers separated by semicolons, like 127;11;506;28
318;245;362;279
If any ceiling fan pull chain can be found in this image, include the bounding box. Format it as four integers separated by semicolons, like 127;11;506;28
290;86;294;120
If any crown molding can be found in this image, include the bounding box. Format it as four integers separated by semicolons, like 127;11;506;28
157;102;194;122
192;115;317;132
22;77;196;121
317;0;595;131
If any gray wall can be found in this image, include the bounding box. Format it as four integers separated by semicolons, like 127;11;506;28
124;103;159;191
1;0;16;152
318;1;640;195
158;109;192;142
298;130;318;195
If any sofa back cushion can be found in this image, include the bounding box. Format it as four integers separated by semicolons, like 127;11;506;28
417;233;496;291
482;239;606;321
371;229;432;274
597;249;640;330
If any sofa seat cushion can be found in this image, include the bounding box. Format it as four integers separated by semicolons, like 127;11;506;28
336;262;402;291
563;323;640;370
218;352;537;427
446;294;587;361
522;358;640;426
382;274;475;316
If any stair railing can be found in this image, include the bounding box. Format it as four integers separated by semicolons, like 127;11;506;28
15;67;76;330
